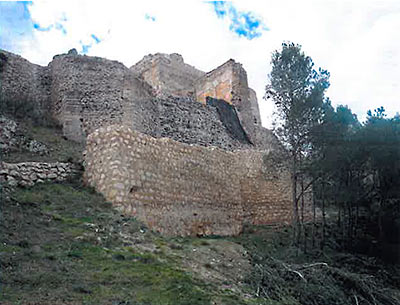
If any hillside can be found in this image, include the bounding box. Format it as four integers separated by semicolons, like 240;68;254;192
1;116;399;305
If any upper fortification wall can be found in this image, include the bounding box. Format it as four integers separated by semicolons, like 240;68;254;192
0;50;51;115
129;96;253;151
0;49;276;152
195;59;265;147
130;53;205;97
49;52;153;141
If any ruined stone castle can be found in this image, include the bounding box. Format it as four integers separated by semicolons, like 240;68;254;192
0;49;297;236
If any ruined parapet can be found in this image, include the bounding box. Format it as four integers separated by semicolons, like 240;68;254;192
84;125;294;236
0;50;51;114
130;53;205;97
195;60;264;148
195;59;236;104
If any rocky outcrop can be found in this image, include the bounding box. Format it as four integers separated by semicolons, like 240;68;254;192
0;115;49;155
0;115;18;152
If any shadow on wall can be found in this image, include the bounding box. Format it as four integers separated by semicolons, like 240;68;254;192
206;97;251;145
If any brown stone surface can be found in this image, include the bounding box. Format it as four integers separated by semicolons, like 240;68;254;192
196;60;234;104
84;125;294;236
249;88;262;126
130;53;205;97
195;59;268;149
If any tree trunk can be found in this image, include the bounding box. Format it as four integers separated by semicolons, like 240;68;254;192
300;177;307;253
341;204;346;251
292;153;299;246
312;186;316;248
378;198;385;243
321;182;326;251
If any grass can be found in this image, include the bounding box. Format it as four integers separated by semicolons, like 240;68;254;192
2;119;84;163
0;182;212;305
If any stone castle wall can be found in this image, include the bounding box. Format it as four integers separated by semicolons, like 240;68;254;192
0;50;272;151
49;53;153;141
249;88;262;126
130;53;205;97
84;125;293;236
128;96;253;151
195;60;264;147
196;60;235;104
0;50;51;115
0;49;299;236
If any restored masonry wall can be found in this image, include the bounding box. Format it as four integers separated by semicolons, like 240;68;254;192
0;162;77;187
84;125;293;236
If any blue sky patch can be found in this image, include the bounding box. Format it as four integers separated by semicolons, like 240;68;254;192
33;20;67;35
212;1;227;18
209;1;268;39
91;34;101;44
79;34;102;54
81;43;91;54
55;22;67;35
33;23;53;31
145;14;156;22
0;1;34;51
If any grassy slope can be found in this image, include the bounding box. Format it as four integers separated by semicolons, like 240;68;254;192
2;121;84;163
0;182;240;305
1;118;400;305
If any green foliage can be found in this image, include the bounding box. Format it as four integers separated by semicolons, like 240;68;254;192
265;42;331;247
265;42;330;153
309;104;400;254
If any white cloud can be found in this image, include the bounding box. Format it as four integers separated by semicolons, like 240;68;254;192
12;0;400;127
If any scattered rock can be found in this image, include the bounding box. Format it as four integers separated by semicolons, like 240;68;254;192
0;115;18;152
32;245;41;254
23;139;49;155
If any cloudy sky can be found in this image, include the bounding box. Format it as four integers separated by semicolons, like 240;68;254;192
1;0;399;126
